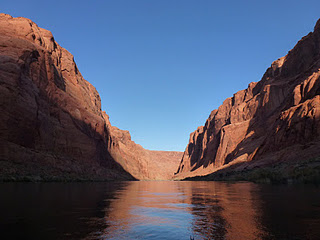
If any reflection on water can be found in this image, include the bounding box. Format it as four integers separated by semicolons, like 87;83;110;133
0;182;319;240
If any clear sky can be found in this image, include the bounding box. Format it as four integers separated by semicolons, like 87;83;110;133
2;0;320;151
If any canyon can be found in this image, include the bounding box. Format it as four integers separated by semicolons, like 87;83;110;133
0;14;182;181
0;13;320;182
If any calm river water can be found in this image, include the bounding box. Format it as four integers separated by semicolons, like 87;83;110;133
0;181;319;240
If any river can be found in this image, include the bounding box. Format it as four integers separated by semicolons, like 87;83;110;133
0;181;319;239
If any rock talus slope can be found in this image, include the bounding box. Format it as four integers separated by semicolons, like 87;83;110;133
0;14;181;181
175;19;320;180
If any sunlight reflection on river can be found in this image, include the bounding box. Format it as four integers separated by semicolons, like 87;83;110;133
83;181;318;240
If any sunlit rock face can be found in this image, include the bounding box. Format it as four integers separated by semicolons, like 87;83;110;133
0;14;181;181
176;19;320;179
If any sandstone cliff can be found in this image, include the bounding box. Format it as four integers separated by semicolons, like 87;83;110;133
0;14;181;181
106;124;182;180
175;19;320;181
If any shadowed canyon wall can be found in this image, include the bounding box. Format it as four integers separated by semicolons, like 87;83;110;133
175;19;320;180
0;14;181;181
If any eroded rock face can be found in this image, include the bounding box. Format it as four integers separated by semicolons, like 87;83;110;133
0;14;181;181
175;19;320;179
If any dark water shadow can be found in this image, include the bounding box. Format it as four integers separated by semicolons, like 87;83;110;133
0;182;129;240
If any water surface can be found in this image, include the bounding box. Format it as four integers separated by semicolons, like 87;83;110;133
0;181;319;239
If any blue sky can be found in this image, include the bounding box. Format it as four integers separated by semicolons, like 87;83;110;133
2;0;320;151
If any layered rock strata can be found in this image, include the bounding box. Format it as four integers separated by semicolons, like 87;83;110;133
175;19;320;180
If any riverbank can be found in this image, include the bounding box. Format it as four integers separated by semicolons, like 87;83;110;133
183;157;320;184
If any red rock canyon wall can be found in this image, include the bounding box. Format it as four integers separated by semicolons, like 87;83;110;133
0;14;181;181
175;19;320;179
